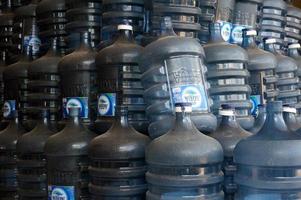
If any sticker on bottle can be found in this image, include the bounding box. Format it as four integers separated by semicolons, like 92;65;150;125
62;97;89;119
3;100;16;118
231;24;252;45
23;35;41;55
48;185;75;200
250;95;261;117
98;93;116;117
217;21;232;42
172;85;208;111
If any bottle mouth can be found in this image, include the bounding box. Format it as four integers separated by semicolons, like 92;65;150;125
246;30;257;36
117;25;133;31
288;43;301;49
175;103;192;113
265;38;277;44
283;106;297;114
219;109;235;116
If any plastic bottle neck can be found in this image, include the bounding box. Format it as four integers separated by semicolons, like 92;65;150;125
220;114;239;128
3;0;12;11
20;45;32;61
242;34;256;49
288;48;300;58
79;32;92;50
117;29;134;43
46;37;63;56
264;42;277;54
209;23;224;43
174;110;194;132
160;17;177;37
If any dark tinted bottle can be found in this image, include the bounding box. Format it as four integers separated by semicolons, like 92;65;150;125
45;107;97;200
96;24;148;134
204;23;254;130
0;111;26;199
28;37;64;132
16;109;54;200
58;32;97;130
146;103;224;199
234;101;301;199
89;106;150;199
242;29;278;116
210;105;251;200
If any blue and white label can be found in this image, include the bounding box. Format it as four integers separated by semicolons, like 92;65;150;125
250;95;261;117
218;21;232;42
48;185;75;200
98;93;116;117
172;85;208;111
23;35;41;55
63;97;89;119
231;25;251;45
3;100;16;118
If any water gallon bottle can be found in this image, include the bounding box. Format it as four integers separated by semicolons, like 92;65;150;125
146;103;224;199
283;106;301;132
101;0;145;43
12;0;41;62
234;101;301;200
45;107;97;200
258;0;287;50
3;45;34;131
231;0;263;45
96;24;148;134
0;111;26;199
150;0;202;39
28;37;64;132
89;106;150;199
198;0;218;44
242;29;278;116
264;38;301;108
0;0;15;65
204;22;254;130
58;32;97;131
16;109;54;199
284;2;301;45
215;0;236;42
65;0;101;49
287;43;301;115
248;104;266;134
140;17;216;139
36;0;67;55
210;105;252;200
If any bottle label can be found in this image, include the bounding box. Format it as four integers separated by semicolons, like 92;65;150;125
3;100;16;118
48;185;75;200
97;93;116;117
231;24;251;45
172;85;208;111
23;35;41;55
217;21;232;42
250;95;261;117
62;97;89;119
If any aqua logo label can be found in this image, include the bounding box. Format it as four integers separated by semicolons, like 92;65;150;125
98;93;116;117
218;21;232;42
3;100;16;118
172;85;208;111
24;35;41;54
62;97;89;119
250;95;261;117
48;186;75;200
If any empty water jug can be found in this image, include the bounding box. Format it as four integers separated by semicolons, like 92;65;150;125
242;29;278;116
140;17;216;139
0;111;26;199
284;2;301;45
45;107;97;200
16;109;54;200
210;105;251;200
89;106;150;199
204;23;254;130
234;101;301;200
96;24;148;134
58;32;97;130
146;103;224;199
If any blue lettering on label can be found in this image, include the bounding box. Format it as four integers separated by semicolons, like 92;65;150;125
48;186;75;200
172;85;208;111
62;97;89;119
98;93;116;117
